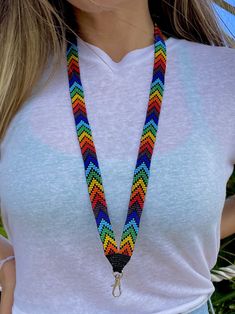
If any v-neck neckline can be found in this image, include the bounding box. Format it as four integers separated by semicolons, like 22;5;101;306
76;34;175;71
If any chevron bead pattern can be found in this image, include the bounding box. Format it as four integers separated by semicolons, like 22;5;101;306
66;23;167;273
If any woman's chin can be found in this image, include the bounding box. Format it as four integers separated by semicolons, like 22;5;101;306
66;0;127;13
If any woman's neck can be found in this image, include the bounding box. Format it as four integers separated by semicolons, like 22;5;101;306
72;0;166;63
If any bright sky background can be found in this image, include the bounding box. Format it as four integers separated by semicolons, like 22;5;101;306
213;0;235;39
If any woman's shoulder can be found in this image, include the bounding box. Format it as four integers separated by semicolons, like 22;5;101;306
173;37;235;83
178;37;235;62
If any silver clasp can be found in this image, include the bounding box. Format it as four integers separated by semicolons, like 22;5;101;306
111;271;123;297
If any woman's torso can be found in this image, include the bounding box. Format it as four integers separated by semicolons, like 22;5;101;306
0;36;235;313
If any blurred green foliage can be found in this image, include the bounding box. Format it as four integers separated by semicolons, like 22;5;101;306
211;166;235;313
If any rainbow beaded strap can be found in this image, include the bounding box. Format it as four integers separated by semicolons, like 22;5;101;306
66;23;167;296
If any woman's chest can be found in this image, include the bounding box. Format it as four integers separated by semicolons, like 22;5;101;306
1;63;234;244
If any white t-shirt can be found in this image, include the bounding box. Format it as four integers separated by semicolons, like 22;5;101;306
0;34;235;314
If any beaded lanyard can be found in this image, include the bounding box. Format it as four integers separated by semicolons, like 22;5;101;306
66;22;167;297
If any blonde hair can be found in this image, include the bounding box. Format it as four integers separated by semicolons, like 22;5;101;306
0;0;234;142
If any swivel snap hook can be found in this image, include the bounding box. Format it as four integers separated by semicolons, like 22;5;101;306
111;271;123;297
